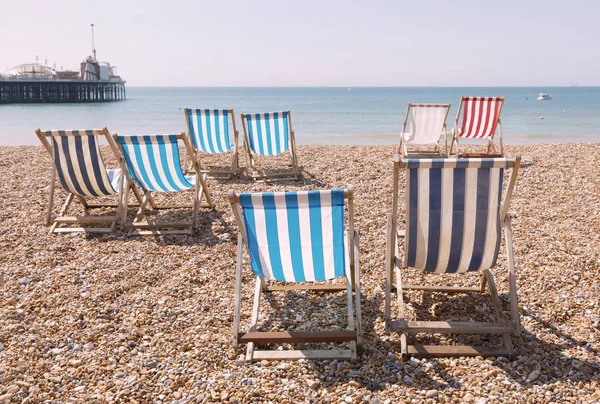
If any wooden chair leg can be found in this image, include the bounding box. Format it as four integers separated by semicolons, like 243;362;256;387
353;230;362;344
504;218;520;335
51;194;74;233
385;215;394;333
45;169;56;226
246;276;263;362
233;237;244;348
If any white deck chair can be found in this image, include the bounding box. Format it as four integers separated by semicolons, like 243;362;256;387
229;188;361;362
386;155;521;359
399;103;450;158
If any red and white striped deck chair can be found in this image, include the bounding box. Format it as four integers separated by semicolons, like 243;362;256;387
450;97;505;157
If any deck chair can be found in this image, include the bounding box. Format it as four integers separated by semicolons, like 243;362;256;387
399;103;450;158
183;108;239;179
113;133;214;235
35;128;141;234
240;110;300;180
450;97;505;157
386;154;521;359
228;188;361;362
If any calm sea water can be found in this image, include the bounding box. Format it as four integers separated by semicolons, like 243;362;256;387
1;87;599;146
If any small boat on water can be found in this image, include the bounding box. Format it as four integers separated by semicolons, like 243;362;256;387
537;92;552;100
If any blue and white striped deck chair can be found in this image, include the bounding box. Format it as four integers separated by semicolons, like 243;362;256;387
35;128;138;234
228;188;361;362
386;155;521;360
183;108;240;178
240;110;300;180
114;133;214;235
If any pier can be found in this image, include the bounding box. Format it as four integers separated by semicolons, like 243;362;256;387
0;80;126;104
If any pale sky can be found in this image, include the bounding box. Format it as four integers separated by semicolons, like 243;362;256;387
1;0;599;86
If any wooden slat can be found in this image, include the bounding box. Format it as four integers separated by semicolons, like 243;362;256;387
403;284;481;293
128;229;192;236
54;216;117;224
390;320;515;334
252;349;353;361
125;222;191;229
265;284;346;292
406;344;509;358
238;331;357;344
53;227;113;234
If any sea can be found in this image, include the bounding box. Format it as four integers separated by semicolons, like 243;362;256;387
1;87;599;146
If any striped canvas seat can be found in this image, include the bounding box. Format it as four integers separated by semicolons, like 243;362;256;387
36;128;129;234
114;133;213;235
456;97;503;139
185;109;234;153
451;97;505;157
116;134;194;192
230;188;361;362
239;190;347;282
404;158;508;273
48;130;120;196
243;111;290;156
386;154;521;359
240;110;300;179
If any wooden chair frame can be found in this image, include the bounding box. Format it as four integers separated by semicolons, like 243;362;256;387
399;103;451;158
183;108;240;179
240;110;300;180
228;188;361;362
450;97;505;157
110;133;214;236
36;127;142;234
385;154;521;359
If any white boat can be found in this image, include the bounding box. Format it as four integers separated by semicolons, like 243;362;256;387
537;92;552;100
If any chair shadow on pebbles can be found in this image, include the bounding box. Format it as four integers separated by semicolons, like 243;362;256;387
233;286;451;391
393;284;599;389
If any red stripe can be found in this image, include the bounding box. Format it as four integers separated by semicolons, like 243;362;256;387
487;100;501;136
478;99;493;138
463;99;476;138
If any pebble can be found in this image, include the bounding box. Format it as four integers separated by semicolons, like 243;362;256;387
83;342;95;351
0;144;599;403
18;277;29;285
426;390;438;398
527;369;541;382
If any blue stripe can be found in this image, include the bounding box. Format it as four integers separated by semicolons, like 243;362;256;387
142;136;169;192
169;141;193;189
446;168;466;273
262;194;286;281
240;194;264;277
59;134;86;196
194;110;208;153
308;192;325;281
51;136;71;193
468;168;491;271
282;112;290;152
490;168;504;268
424;168;442;272
331;190;346;278
407;168;419;267
156;139;179;191
123;136;153;191
285;193;305;282
255;113;266;155
264;113;273;155
73;134;98;196
246;115;258;154
85;133;112;195
214;109;223;153
272;112;280;155
204;110;216;153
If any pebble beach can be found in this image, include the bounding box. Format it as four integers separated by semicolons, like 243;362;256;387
0;143;599;403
